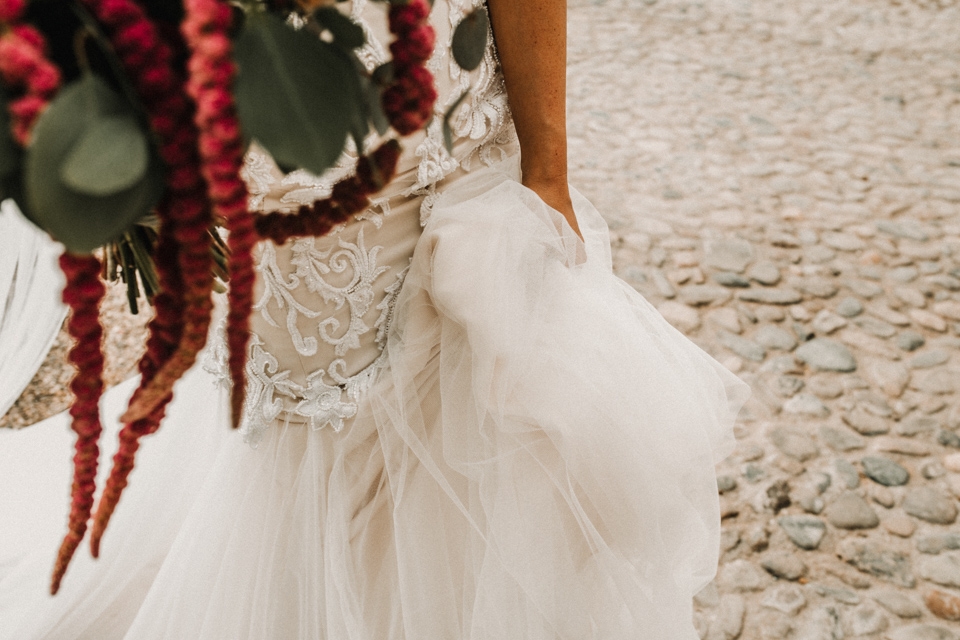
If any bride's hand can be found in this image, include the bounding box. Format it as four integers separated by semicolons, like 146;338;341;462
523;176;582;240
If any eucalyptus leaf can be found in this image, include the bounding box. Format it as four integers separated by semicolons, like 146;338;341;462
24;73;164;254
362;75;390;136
451;7;488;72
313;7;365;50
233;12;362;176
61;115;149;196
372;62;394;86
442;90;469;154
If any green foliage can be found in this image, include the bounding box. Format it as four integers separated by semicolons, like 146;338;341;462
23;73;164;254
233;11;363;175
442;90;468;153
313;6;365;50
451;6;488;72
61;115;149;196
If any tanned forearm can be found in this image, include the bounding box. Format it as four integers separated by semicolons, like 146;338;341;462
487;0;581;238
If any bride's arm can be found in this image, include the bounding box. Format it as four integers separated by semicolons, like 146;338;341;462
486;0;581;239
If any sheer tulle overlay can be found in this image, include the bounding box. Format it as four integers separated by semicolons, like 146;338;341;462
0;157;747;639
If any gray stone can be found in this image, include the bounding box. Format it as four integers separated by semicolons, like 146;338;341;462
776;375;805;398
834;458;861;488
762;479;792;514
747;260;781;285
877;220;929;242
916;533;960;555
939;429;960;449
808;375;843;399
897;416;938;436
902;487;958;524
893;286;928;308
738;288;804;305
761;584;806;615
679;285;732;306
836;538;915;587
856;316;898;338
705;307;742;334
890;266;921;284
777;514;826;550
842;407;890;435
804;245;837;263
886;625;958;640
704;239;754;273
846;278;884;299
768;426;819;461
812;310;847;335
783;393;829;417
812;583;862;605
909;348;950;369
826;491;879;529
862;359;910;398
872;589;923;619
744;463;765;483
651;270;676;298
861;456;909;486
917;552;960;589
796;277;838;299
718;331;766;362
710;594;746;640
754;325;798;351
913;370;957;394
897;331;926;352
842;603;889;637
823;232;867;251
795;605;842;640
717;474;738;494
836;296;864;318
761;551;807;581
820;425;865;452
718;559;770;592
657;301;701;333
713;271;750;288
796;339;857;372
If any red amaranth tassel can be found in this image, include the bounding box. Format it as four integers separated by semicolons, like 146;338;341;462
251;0;433;245
89;227;184;556
255;139;401;245
0;17;61;146
75;0;214;550
182;0;255;429
79;0;215;428
50;253;106;595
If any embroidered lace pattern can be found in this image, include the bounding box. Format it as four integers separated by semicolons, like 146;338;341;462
211;0;514;445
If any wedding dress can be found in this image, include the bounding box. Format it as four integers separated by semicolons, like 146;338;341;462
0;200;67;420
0;1;749;638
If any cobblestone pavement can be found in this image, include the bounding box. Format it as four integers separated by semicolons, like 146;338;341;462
567;0;960;637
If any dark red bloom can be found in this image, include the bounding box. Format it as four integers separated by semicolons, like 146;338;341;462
50;253;106;595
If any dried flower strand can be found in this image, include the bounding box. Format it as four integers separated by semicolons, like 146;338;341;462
182;0;255;428
50;253;106;595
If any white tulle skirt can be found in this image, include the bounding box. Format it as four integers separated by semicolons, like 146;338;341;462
0;160;748;639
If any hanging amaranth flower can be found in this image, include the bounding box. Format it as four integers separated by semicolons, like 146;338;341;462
181;0;256;429
73;0;214;568
50;253;107;595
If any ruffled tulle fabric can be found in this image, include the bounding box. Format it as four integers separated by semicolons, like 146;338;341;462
0;200;67;418
0;158;747;639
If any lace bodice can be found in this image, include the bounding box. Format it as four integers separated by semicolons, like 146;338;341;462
205;0;518;445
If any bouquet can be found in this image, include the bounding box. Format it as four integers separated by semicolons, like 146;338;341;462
0;0;489;594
